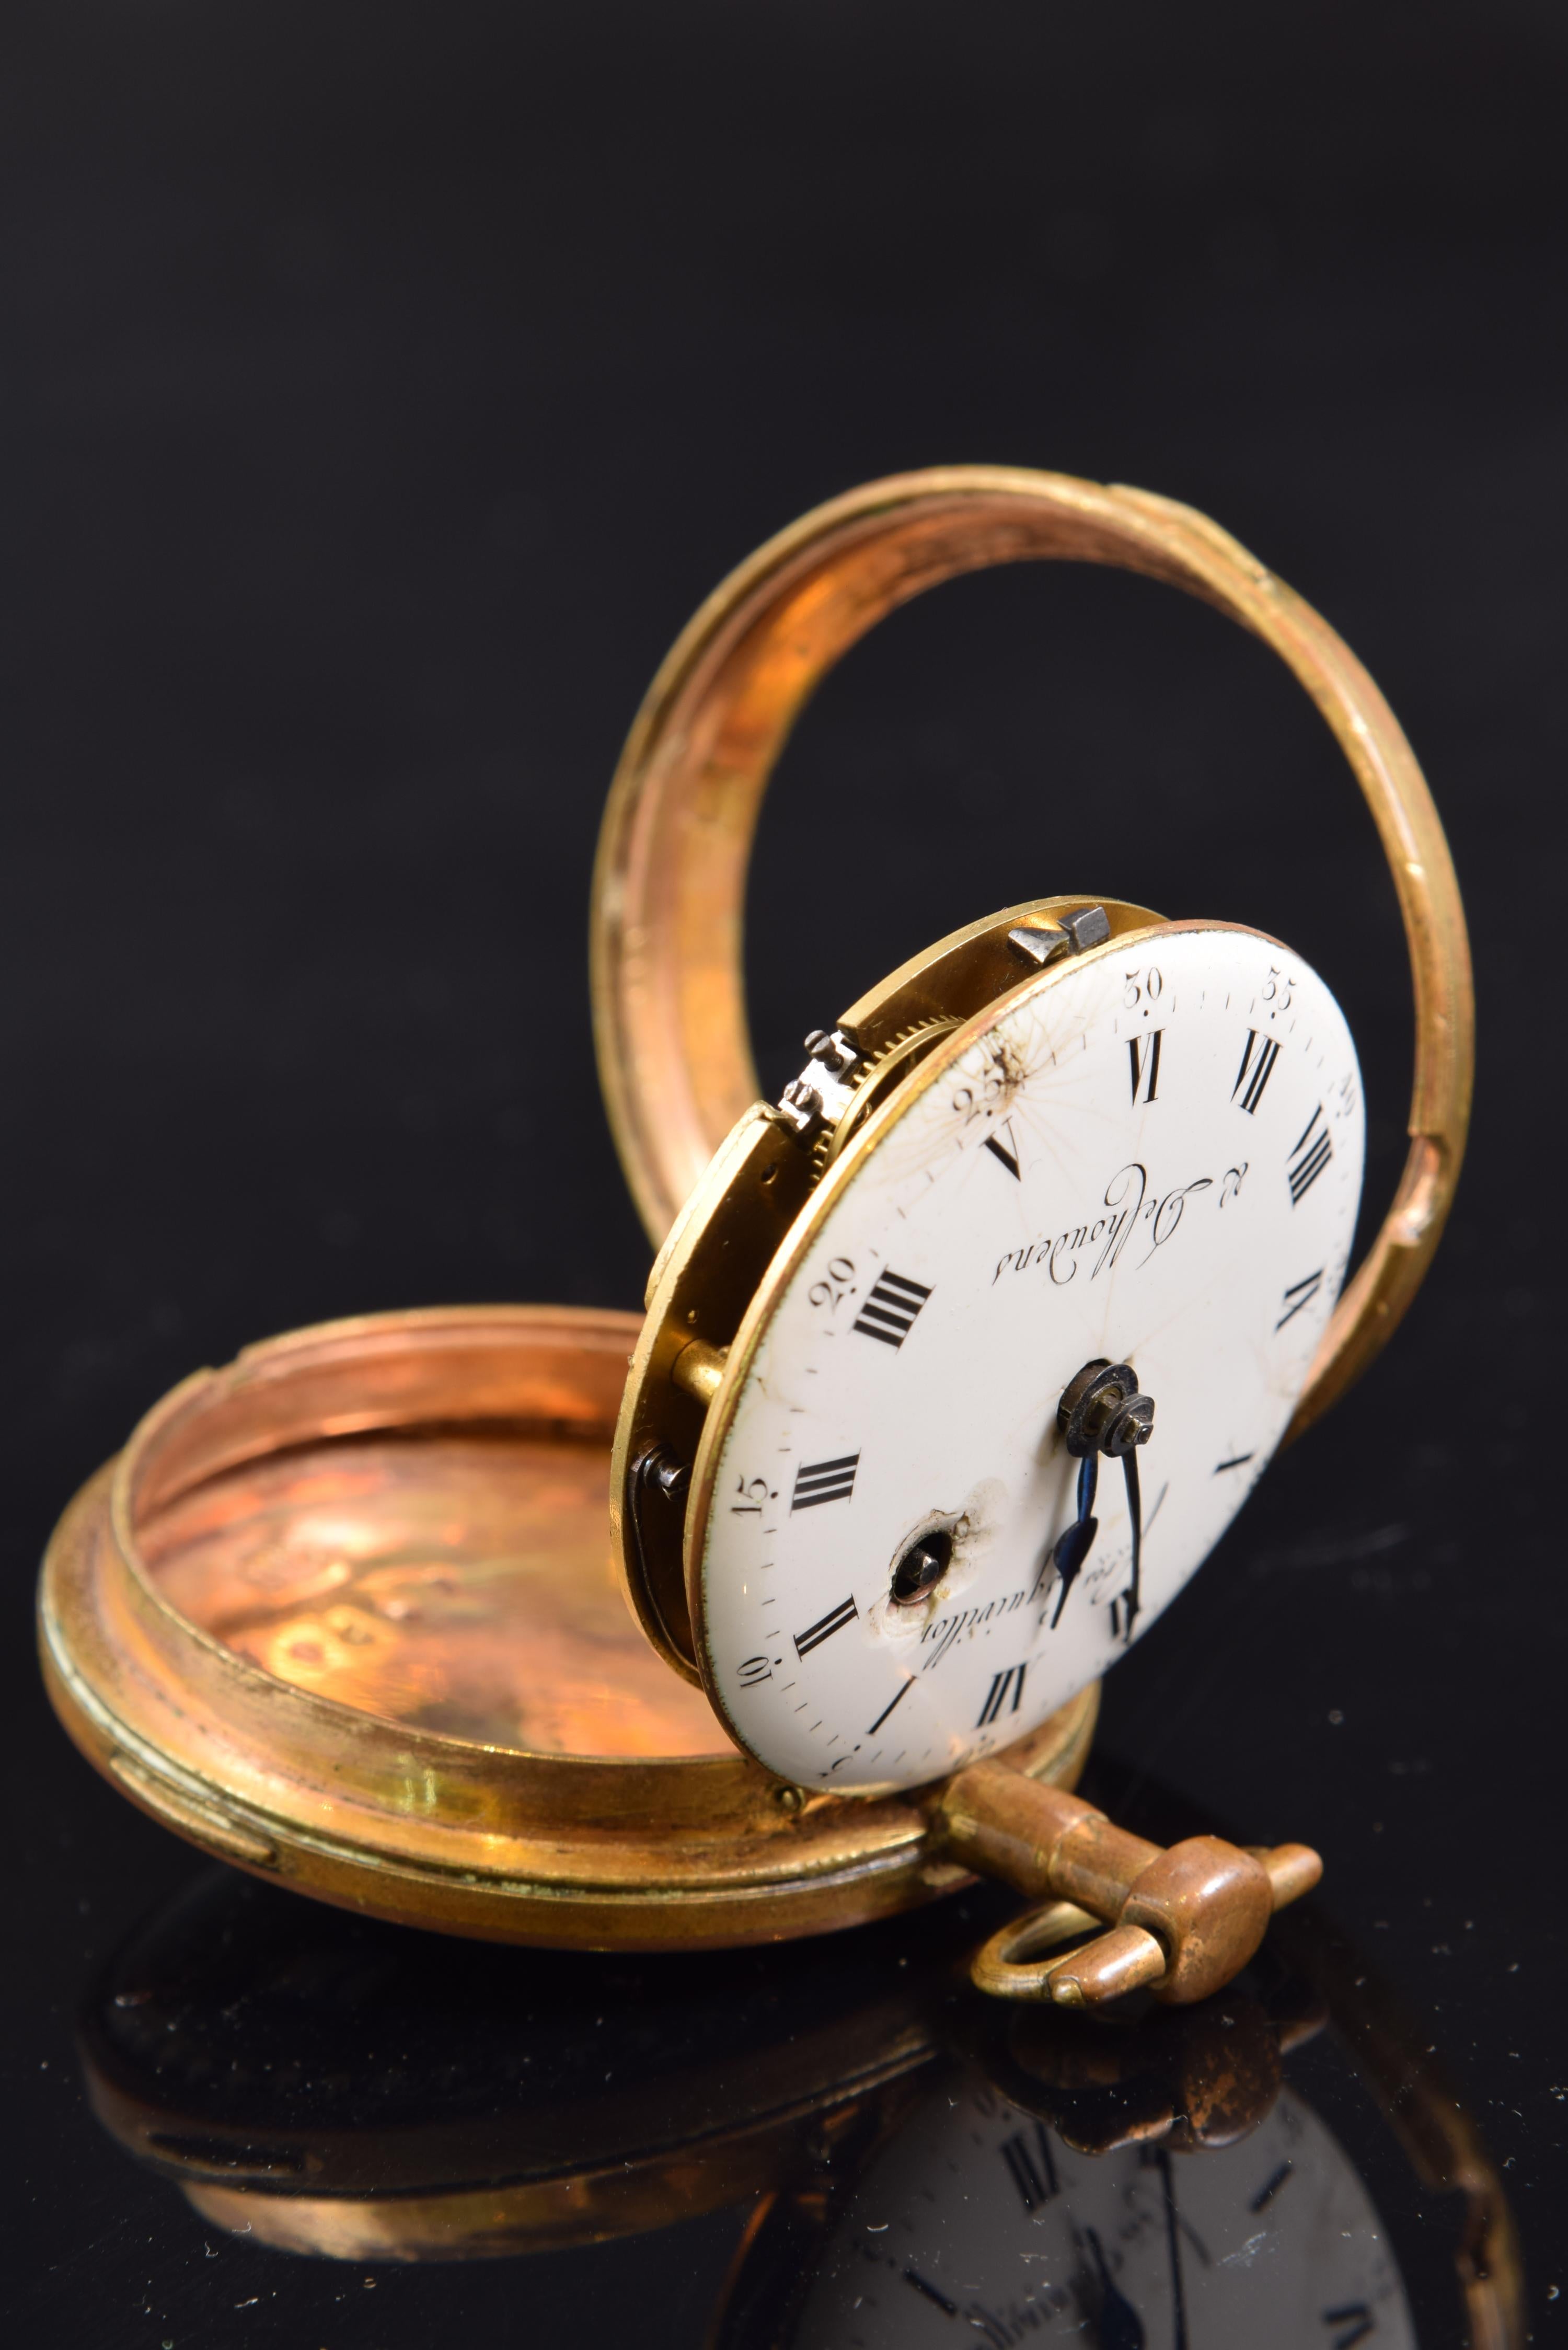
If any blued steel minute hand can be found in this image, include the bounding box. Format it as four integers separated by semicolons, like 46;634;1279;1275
1047;1450;1100;1628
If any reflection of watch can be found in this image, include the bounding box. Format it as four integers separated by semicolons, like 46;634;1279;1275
753;2066;1417;2350
77;1866;955;2263
76;1820;1523;2345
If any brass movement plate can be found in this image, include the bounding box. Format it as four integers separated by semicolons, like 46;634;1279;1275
40;1305;1096;1946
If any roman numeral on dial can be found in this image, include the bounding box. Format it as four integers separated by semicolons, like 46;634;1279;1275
1127;1028;1163;1104
789;1453;859;1511
977;1662;1027;1726
793;1595;859;1657
983;1117;1021;1178
852;1269;932;1348
1287;1105;1333;1203
1232;1028;1281;1114
1276;1269;1324;1329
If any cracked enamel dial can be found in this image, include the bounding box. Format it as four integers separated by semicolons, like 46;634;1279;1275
693;922;1363;1793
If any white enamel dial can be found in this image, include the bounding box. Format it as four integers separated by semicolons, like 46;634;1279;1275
785;2069;1414;2350
696;924;1363;1792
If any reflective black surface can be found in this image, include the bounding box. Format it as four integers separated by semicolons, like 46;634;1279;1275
48;1772;1528;2345
4;3;1566;2341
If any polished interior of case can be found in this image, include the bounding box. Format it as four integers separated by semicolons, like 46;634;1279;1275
139;1428;729;1758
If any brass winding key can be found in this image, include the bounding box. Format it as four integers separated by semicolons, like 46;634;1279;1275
948;1765;1321;2005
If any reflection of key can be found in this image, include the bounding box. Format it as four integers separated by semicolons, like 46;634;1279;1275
989;1972;1327;2155
939;1766;1321;2007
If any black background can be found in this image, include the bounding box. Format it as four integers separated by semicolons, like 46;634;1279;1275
4;2;1565;2339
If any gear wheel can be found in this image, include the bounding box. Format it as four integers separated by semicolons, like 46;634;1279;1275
810;1017;960;1181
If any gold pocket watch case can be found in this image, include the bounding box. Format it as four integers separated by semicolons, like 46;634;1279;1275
39;467;1473;2010
41;1302;1097;1950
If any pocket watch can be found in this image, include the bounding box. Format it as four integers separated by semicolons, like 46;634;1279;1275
597;465;1472;2005
39;467;1472;2015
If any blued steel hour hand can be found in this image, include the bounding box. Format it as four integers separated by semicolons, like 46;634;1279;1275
1047;1452;1100;1627
1046;1360;1154;1640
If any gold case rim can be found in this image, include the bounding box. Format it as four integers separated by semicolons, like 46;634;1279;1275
39;1300;1098;1946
